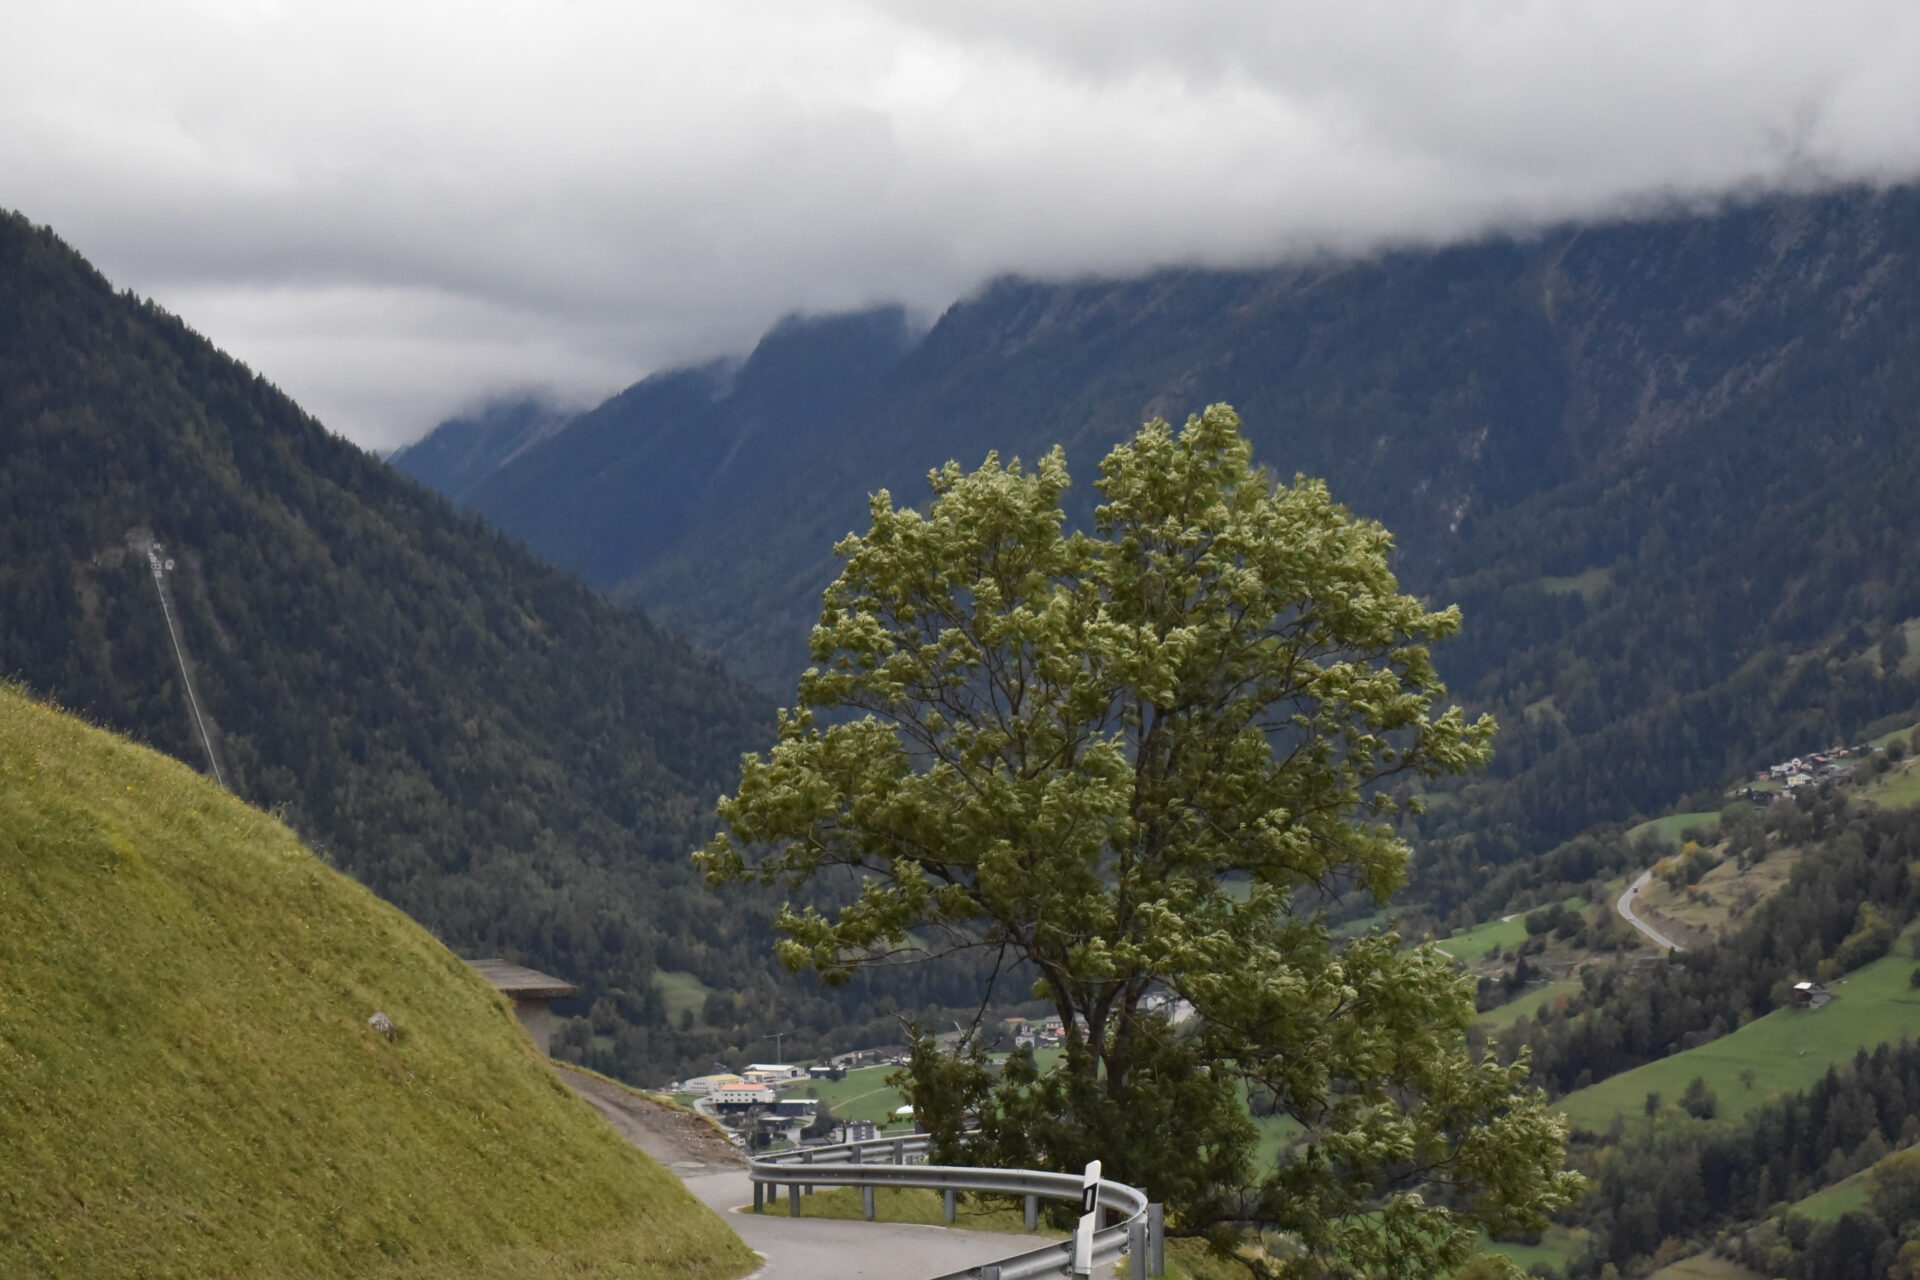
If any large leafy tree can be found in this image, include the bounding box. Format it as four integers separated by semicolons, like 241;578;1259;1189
698;406;1580;1276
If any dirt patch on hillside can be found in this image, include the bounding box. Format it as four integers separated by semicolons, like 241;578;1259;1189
553;1063;745;1172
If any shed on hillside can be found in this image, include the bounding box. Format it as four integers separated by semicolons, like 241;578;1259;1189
468;959;579;1055
1790;980;1833;1009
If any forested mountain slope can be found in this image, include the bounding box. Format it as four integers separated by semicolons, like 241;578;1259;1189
0;211;977;1083
391;307;917;592
0;683;754;1280
403;184;1920;904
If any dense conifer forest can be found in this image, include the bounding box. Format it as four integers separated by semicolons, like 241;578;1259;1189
0;210;988;1083
399;184;1920;923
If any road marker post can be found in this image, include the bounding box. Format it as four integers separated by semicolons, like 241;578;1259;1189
1073;1159;1101;1276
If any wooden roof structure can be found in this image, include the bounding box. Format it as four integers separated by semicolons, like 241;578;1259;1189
468;958;579;1001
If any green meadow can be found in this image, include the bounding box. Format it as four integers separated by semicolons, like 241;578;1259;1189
1627;812;1723;849
0;686;753;1280
1793;1169;1873;1221
1556;951;1920;1132
1438;898;1589;965
1479;978;1586;1032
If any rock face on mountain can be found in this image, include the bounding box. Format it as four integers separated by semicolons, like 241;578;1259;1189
0;210;988;1084
401;185;1920;899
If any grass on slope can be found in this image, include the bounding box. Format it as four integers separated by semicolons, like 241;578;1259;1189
1647;1255;1762;1280
1438;898;1588;964
1793;1170;1873;1221
1479;979;1585;1032
801;1064;911;1125
1865;758;1920;810
1556;951;1920;1133
745;1186;1053;1234
653;970;714;1022
1478;1226;1584;1272
1635;843;1805;942
1627;812;1722;849
0;686;755;1280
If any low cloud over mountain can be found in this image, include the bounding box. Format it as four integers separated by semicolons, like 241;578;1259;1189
8;0;1920;449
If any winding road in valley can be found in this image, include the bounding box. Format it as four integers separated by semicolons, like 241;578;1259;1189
1616;869;1687;952
557;1064;1067;1280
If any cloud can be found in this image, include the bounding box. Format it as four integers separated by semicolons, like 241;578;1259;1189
5;0;1920;450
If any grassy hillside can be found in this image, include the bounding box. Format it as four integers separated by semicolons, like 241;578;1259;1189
1557;950;1920;1132
0;684;755;1280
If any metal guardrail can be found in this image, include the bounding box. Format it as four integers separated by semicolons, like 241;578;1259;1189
749;1134;1165;1279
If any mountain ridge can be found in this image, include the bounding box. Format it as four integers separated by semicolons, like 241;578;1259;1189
399;183;1920;905
0;209;989;1085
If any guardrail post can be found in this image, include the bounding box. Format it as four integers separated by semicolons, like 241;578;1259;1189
802;1149;813;1196
981;1267;1000;1280
1147;1203;1164;1278
893;1138;905;1164
1129;1218;1147;1276
753;1180;764;1212
943;1188;957;1224
862;1185;876;1221
788;1183;800;1218
1024;1193;1038;1232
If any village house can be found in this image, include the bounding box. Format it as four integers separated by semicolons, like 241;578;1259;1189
711;1080;777;1108
681;1072;744;1096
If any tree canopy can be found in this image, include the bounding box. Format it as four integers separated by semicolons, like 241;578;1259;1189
699;405;1581;1276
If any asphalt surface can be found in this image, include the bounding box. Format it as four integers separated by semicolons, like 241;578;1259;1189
553;1065;1076;1280
1616;869;1687;952
683;1168;1070;1280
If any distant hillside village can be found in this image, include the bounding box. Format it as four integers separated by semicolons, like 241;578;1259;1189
666;1006;1196;1150
1730;741;1892;801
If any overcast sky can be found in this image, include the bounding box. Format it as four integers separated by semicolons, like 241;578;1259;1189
8;1;1920;451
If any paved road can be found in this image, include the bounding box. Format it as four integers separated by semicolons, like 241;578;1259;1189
1617;869;1686;952
555;1065;1074;1280
683;1168;1069;1280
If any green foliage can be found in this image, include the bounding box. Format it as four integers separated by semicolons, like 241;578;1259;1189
0;685;754;1280
1680;1077;1719;1120
702;408;1579;1276
1869;1148;1920;1229
1830;902;1899;977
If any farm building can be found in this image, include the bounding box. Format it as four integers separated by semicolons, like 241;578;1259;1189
1790;981;1833;1009
744;1062;805;1080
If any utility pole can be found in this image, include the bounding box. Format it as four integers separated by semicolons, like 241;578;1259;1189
763;1031;787;1062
